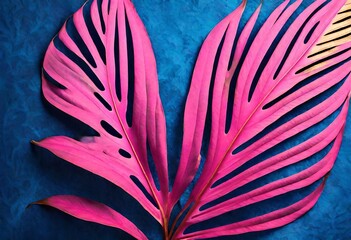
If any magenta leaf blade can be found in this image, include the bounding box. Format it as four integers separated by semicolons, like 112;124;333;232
32;195;147;240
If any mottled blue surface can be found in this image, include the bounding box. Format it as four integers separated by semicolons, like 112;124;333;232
0;0;350;239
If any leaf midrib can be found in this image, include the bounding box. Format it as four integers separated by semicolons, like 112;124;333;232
103;0;166;228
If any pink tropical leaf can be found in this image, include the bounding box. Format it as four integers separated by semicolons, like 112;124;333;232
171;0;351;239
34;0;169;237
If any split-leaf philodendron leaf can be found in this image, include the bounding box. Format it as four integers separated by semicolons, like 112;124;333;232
32;0;351;239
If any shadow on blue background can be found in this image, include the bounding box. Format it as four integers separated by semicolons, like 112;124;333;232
0;0;350;239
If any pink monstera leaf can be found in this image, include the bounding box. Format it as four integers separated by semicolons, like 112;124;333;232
33;0;351;239
171;0;351;238
34;0;170;237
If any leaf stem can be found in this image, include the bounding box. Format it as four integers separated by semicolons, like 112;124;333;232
168;201;190;239
163;218;169;240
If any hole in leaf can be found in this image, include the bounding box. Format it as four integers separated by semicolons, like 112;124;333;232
107;0;111;14
308;46;336;58
125;11;135;127
100;120;122;138
119;148;131;159
115;15;121;101
96;0;106;34
130;176;159;209
94;92;112;111
304;21;319;44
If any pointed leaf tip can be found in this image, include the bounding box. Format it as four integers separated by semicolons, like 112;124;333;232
26;199;47;209
241;0;248;9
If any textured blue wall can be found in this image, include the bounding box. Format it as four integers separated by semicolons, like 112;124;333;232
0;0;350;239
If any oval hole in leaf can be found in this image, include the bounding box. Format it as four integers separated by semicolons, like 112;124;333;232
119;148;131;159
100;120;122;138
96;0;106;34
125;13;135;127
94;92;112;111
114;14;121;101
304;22;320;44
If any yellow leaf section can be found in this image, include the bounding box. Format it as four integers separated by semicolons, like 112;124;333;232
300;0;351;74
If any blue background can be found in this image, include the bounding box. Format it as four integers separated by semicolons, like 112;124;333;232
0;0;350;239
